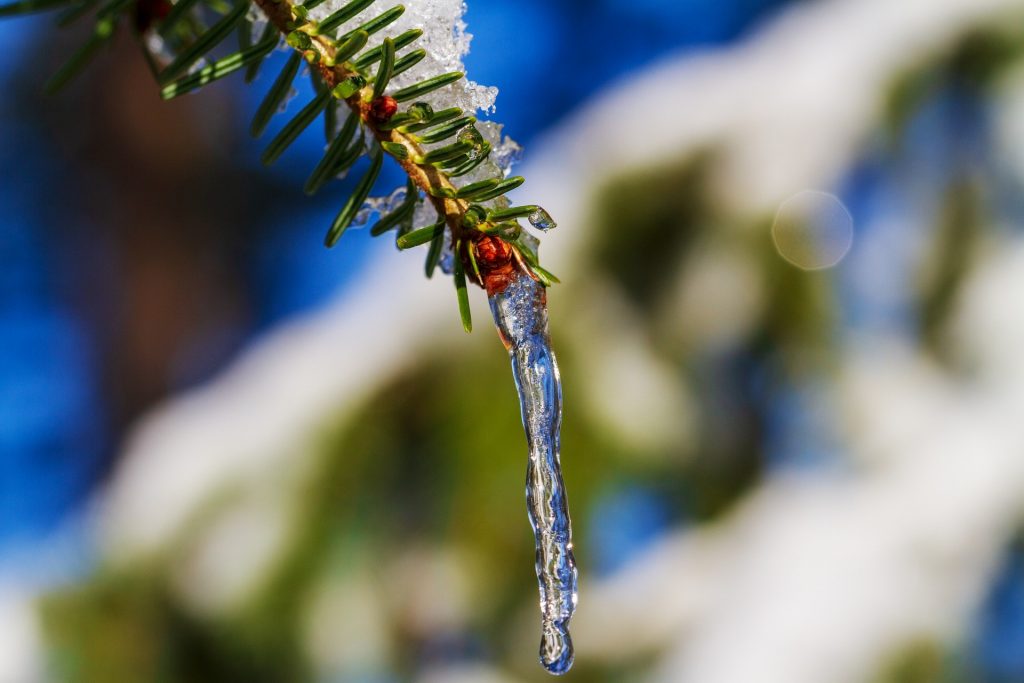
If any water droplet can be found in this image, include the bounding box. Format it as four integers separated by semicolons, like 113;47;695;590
457;126;483;145
407;101;433;121
541;619;574;675
488;270;577;676
528;207;556;232
457;126;486;159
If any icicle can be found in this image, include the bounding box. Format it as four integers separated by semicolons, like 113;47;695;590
488;269;578;676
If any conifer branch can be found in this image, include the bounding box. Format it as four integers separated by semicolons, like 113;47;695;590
249;0;484;251
1;0;562;327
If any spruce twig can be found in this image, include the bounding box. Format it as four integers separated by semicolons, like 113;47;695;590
251;0;478;249
2;0;562;322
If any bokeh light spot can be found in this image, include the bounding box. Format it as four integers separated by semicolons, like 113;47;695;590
771;190;854;271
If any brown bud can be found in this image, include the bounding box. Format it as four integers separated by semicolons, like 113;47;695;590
369;96;399;123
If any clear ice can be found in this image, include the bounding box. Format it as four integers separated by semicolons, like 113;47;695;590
488;269;578;676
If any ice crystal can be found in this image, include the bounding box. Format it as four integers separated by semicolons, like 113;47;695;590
476;121;522;177
411;191;439;226
308;0;497;114
352;186;409;227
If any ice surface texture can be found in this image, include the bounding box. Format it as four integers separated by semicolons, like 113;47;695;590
489;269;578;675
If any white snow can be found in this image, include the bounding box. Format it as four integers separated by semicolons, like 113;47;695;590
309;0;498;115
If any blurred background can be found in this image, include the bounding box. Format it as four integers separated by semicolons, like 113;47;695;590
5;0;1024;681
